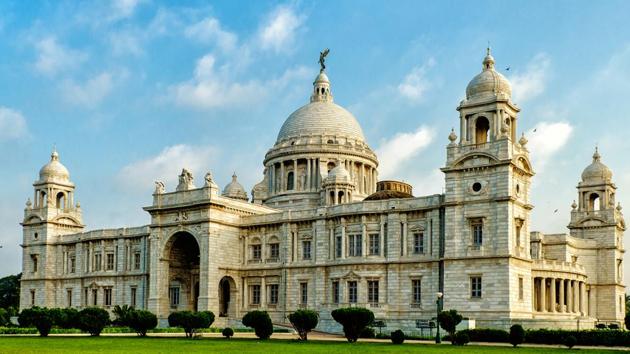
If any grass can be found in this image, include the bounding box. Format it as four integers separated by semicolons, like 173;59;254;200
0;337;622;354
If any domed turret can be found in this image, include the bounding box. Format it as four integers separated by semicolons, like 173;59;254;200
222;173;248;201
39;148;70;183
581;147;613;184
465;48;512;101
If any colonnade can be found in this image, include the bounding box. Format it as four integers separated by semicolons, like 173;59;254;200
532;277;588;315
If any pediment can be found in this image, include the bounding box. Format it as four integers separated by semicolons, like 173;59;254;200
341;270;361;280
451;152;499;169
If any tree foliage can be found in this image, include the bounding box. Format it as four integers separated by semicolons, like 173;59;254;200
0;274;20;309
437;309;463;340
509;324;525;347
222;327;234;339
168;311;215;338
78;307;111;336
127;310;157;336
242;310;273;339
288;309;318;341
18;307;53;336
390;329;405;344
112;304;135;327
330;307;374;343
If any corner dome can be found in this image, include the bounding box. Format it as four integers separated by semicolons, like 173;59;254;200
465;48;512;100
326;164;351;181
581;147;612;184
222;173;248;201
39;149;70;183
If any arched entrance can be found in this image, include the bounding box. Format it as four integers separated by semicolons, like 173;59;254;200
165;231;200;312
218;276;237;318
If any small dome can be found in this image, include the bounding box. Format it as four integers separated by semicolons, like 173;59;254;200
222;173;248;201
365;180;413;201
581;147;612;184
314;72;330;84
39;149;70;183
327;164;350;180
465;48;512;100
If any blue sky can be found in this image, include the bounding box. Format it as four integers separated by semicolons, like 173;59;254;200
2;0;630;280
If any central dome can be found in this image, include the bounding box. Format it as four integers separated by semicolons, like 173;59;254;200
276;101;366;143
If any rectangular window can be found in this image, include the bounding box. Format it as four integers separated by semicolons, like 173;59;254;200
412;279;422;304
69;256;76;273
369;234;380;255
368;280;379;304
31;255;38;273
30;290;35;306
252;245;262;260
335;236;342;258
269;243;280;260
92;289;98;306
269;284;279;305
348;281;357;303
472;221;483;247
104;288;112;307
518;277;524;300
67;289;72;307
94;253;102;271
131;287;137;307
302;240;311;260
169;287;180;307
251;284;261;305
134;252;141;270
106;253;115;271
348;235;362;257
413;233;424;254
332;281;340;304
471;276;482;298
300;282;308;305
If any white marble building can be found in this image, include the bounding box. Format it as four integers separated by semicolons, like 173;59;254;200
19;50;626;331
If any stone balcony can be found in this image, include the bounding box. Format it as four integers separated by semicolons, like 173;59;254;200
532;259;586;278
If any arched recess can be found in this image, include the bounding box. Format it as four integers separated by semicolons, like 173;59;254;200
475;116;490;144
287;172;294;190
56;192;66;209
163;231;200;312
589;193;601;211
218;276;237;318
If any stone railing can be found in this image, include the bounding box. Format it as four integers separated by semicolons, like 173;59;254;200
532;259;586;276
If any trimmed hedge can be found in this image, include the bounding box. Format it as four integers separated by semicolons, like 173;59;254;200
452;329;509;343
242;310;273;339
450;328;630;347
168;311;215;338
78;307;111;336
331;307;375;343
391;329;405;344
287;309;318;341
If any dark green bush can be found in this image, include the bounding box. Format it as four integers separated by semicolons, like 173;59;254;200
564;335;577;348
288;309;318;340
127;310;157;336
112;305;135;327
596;323;607;329
78;307;110;336
626;313;630;330
242;310;273;339
222;327;234;339
452;331;470;346
437;309;463;341
167;311;214;338
18;307;53;336
455;328;509;343
331;307;374;343
608;323;619;330
0;308;9;327
391;329;405;344
509;324;525;347
525;328;630;347
49;308;79;329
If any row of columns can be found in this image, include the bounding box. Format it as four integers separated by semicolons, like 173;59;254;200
533;277;588;315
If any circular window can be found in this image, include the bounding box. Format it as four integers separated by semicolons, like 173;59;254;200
472;182;482;192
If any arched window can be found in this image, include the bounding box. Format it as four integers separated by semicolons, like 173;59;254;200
287;172;294;190
330;191;335;205
56;192;66;209
589;193;601;211
475;117;490;144
338;191;345;204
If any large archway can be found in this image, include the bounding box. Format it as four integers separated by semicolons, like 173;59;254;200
218;276;237;318
165;232;200;312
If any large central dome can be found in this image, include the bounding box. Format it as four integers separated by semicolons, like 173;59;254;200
277;101;366;142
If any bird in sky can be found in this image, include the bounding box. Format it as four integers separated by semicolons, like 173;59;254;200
505;66;510;71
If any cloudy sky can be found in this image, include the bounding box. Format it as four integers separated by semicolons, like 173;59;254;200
1;0;630;284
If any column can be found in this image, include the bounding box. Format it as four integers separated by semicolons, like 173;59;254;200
261;277;266;309
361;221;367;258
243;278;249;309
566;280;573;313
359;164;364;194
280;162;285;192
580;282;586;315
341;223;346;259
402;222;408;256
293;160;298;191
379;222;385;257
558;279;566;313
540;278;546;312
306;159;311;191
573;280;579;313
532;278;537;311
550;278;556;313
329;227;334;260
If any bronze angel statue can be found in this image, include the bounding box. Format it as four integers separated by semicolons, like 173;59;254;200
319;48;330;72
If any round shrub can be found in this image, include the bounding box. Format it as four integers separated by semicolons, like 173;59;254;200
112;305;135;327
18;307;53;337
242;310;273;339
78;307;110;336
222;327;234;339
168;311;214;338
360;326;376;338
509;324;525;347
127;310;157;336
437;309;463;341
331;307;375;343
288;309;318;341
452;331;470;346
49;308;79;329
391;329;405;344
564;335;577;349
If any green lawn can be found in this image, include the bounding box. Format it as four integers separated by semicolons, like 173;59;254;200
0;337;622;354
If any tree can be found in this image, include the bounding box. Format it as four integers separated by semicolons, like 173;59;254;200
242;310;273;339
331;307;375;343
49;308;80;329
168;311;215;338
509;324;525;347
0;274;20;309
127;310;157;336
222;327;234;339
0;308;10;326
391;329;405;344
437;309;463;342
112;304;135;327
625;312;630;330
78;307;110;336
288;309;319;341
18;307;53;336
564;335;577;349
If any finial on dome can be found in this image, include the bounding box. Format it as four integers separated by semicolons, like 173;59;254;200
593;146;601;161
232;172;238;181
483;47;495;71
51;145;59;161
519;133;528;147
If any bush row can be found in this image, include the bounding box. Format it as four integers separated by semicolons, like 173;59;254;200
452;327;630;347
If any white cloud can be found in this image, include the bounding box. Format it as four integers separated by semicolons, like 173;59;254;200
376;126;435;178
117;144;219;192
109;0;145;21
0;107;28;141
527;121;573;171
34;37;87;76
109;31;144;56
61;72;114;107
185;17;237;52
509;53;550;103
258;6;304;53
398;58;436;102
